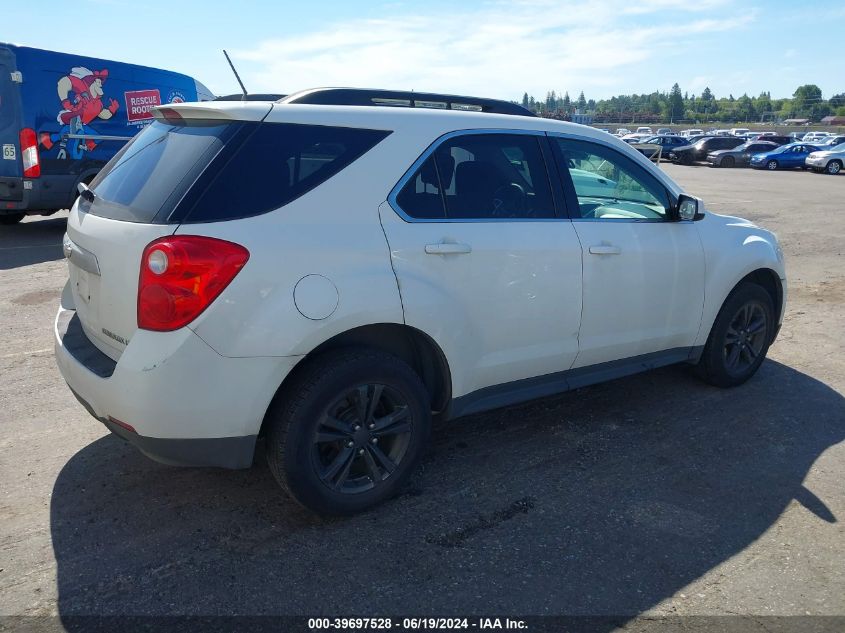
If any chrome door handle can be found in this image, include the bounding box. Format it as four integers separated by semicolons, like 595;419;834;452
588;244;621;255
425;242;472;255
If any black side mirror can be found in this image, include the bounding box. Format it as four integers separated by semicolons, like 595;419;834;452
676;194;704;221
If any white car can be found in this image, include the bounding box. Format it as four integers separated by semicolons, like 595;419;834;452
55;88;787;515
805;143;845;174
730;128;750;137
636;126;653;134
680;129;704;137
802;131;831;142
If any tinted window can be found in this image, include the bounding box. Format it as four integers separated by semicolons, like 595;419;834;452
88;120;234;223
554;138;671;221
396;134;555;220
184;123;391;223
435;134;554;219
396;156;445;219
88;121;390;223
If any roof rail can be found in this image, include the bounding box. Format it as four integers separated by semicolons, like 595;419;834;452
278;88;535;117
214;93;287;102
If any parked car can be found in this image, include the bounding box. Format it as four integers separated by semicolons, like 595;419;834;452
621;133;652;144
670;136;745;164
55;88;786;514
753;135;795;147
750;143;822;170
616;128;631;135
656;128;672;135
680;129;704;137
0;43;212;225
815;135;845;148
802;131;830;142
730;128;751;137
636;126;653;134
706;141;779;167
805;143;845;174
635;135;692;159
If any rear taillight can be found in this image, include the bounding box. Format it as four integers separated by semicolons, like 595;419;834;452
138;236;249;331
19;128;40;178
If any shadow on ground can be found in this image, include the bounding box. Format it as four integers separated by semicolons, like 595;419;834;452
0;215;67;270
50;360;843;622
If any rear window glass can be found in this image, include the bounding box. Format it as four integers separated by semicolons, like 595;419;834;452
88;120;234;223
181;123;390;223
87;120;390;223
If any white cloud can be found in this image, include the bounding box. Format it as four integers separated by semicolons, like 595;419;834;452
233;0;753;100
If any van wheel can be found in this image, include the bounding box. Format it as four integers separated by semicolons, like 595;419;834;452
696;283;774;388
0;213;25;225
266;348;431;515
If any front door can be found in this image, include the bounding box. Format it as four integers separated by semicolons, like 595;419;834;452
551;136;706;368
379;131;583;399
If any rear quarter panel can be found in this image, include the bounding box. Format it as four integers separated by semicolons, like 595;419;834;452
180;128;429;359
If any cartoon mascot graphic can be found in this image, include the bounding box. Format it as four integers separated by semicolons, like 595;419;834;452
39;67;119;160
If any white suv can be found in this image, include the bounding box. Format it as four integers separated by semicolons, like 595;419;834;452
55;89;787;515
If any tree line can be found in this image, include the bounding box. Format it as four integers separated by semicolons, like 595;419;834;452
519;84;845;123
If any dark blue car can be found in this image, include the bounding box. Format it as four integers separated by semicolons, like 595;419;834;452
750;143;822;171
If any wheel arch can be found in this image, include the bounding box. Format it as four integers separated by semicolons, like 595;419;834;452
258;323;452;438
700;267;784;349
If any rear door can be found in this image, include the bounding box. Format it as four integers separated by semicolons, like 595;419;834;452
380;131;583;399
0;47;23;201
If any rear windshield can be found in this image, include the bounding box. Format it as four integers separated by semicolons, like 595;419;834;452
88;120;233;223
88;120;391;223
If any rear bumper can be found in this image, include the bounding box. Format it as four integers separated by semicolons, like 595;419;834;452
55;302;299;469
0;174;79;214
70;386;257;468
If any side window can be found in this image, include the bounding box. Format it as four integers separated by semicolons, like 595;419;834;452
396;156;445;219
434;134;555;219
553;138;671;221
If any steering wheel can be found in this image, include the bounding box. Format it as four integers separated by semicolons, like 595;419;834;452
491;183;527;217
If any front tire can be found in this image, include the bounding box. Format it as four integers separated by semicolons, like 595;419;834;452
722;156;735;168
697;283;774;388
766;160;778;170
266;348;431;515
826;160;842;175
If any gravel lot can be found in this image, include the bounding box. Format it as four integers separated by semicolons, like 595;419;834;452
1;164;843;625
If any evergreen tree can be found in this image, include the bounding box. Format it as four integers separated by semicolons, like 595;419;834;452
577;91;587;110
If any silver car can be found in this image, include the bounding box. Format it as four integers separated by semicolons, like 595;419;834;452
805;143;845;175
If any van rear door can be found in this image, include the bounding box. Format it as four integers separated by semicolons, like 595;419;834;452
0;46;23;203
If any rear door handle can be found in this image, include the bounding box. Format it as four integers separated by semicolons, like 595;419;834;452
425;242;472;255
588;244;621;255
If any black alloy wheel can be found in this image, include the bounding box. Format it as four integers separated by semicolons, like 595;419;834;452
696;282;774;388
266;348;430;515
722;302;768;379
313;383;412;494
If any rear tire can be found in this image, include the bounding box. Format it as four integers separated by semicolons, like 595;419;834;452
826;160;842;175
696;283;774;388
266;348;431;515
0;213;25;225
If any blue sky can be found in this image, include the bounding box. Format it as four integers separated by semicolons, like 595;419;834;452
6;0;844;101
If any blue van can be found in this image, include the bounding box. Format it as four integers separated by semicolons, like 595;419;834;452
0;44;212;224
